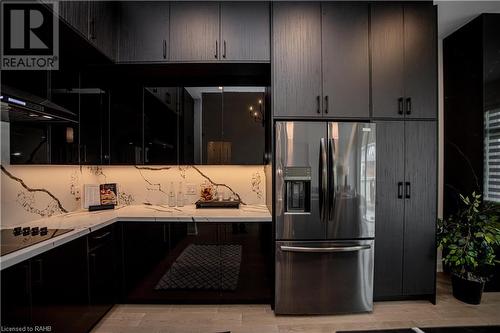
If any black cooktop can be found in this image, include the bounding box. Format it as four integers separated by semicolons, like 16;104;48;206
1;227;74;256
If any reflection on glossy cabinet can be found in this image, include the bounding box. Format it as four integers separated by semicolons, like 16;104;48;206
169;2;220;62
59;1;90;38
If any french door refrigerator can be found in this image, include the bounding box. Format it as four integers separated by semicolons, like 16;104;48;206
275;121;376;314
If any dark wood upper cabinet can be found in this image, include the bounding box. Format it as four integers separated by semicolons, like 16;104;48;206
220;2;270;62
117;2;170;62
403;4;437;119
89;1;117;60
321;3;369;118
371;4;437;119
59;1;90;38
169;2;220;62
371;4;405;119
272;2;322;118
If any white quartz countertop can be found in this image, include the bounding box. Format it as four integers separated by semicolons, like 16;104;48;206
0;204;271;270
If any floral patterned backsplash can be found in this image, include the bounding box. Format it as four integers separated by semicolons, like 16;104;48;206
0;164;266;227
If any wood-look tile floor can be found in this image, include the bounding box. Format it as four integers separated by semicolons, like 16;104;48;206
92;274;500;333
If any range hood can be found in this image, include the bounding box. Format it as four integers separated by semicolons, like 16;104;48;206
1;85;78;123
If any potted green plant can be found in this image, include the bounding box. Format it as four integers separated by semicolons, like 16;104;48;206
437;192;500;304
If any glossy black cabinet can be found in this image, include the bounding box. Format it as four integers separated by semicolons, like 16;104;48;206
1;238;90;333
121;222;271;303
374;121;437;301
371;4;437;119
1;262;31;327
117;2;170;62
87;226;118;323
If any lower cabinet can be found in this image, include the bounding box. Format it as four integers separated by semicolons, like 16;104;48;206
121;222;272;303
87;226;119;323
1;237;90;333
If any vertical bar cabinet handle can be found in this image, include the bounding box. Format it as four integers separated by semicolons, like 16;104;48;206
317;96;321;114
163;39;167;59
324;95;329;114
215;40;218;59
223;40;227;58
405;182;411;199
398;97;404;115
406;97;412;115
398;182;403;199
319;138;327;223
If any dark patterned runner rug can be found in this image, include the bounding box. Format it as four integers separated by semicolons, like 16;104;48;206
337;326;500;333
155;244;242;291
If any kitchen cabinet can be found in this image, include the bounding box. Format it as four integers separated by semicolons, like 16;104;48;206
121;222;170;298
371;4;437;119
0;238;90;332
220;2;270;62
1;262;31;327
170;2;270;62
170;2;220;62
88;226;118;323
321;3;369;118
273;2;369;118
30;237;90;333
374;120;437;300
117;2;170;62
59;1;90;39
272;2;322;118
89;1;117;60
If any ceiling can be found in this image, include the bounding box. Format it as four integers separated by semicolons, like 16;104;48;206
435;0;500;39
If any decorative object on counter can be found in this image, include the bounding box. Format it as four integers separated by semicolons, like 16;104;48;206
168;181;176;207
200;181;215;201
195;199;240;209
100;183;118;205
437;192;500;304
88;204;115;211
83;184;101;208
177;181;184;207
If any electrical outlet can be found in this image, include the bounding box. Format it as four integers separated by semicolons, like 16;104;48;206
186;183;196;195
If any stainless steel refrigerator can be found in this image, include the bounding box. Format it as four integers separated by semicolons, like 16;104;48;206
275;121;376;314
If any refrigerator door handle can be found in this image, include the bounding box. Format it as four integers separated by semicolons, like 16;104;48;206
328;138;335;219
280;245;371;253
319;138;328;223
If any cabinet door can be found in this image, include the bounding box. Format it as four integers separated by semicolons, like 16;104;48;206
89;1;116;60
273;2;322;118
321;3;369;118
403;4;437;119
403;121;437;296
118;2;169;62
170;2;220;62
88;227;117;320
374;121;405;299
0;262;31;326
220;2;270;62
219;223;272;303
31;238;90;333
59;1;89;38
371;4;405;118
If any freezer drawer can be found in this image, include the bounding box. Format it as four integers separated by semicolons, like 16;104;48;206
275;240;374;314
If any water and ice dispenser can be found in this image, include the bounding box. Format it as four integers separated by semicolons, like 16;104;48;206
284;167;311;214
